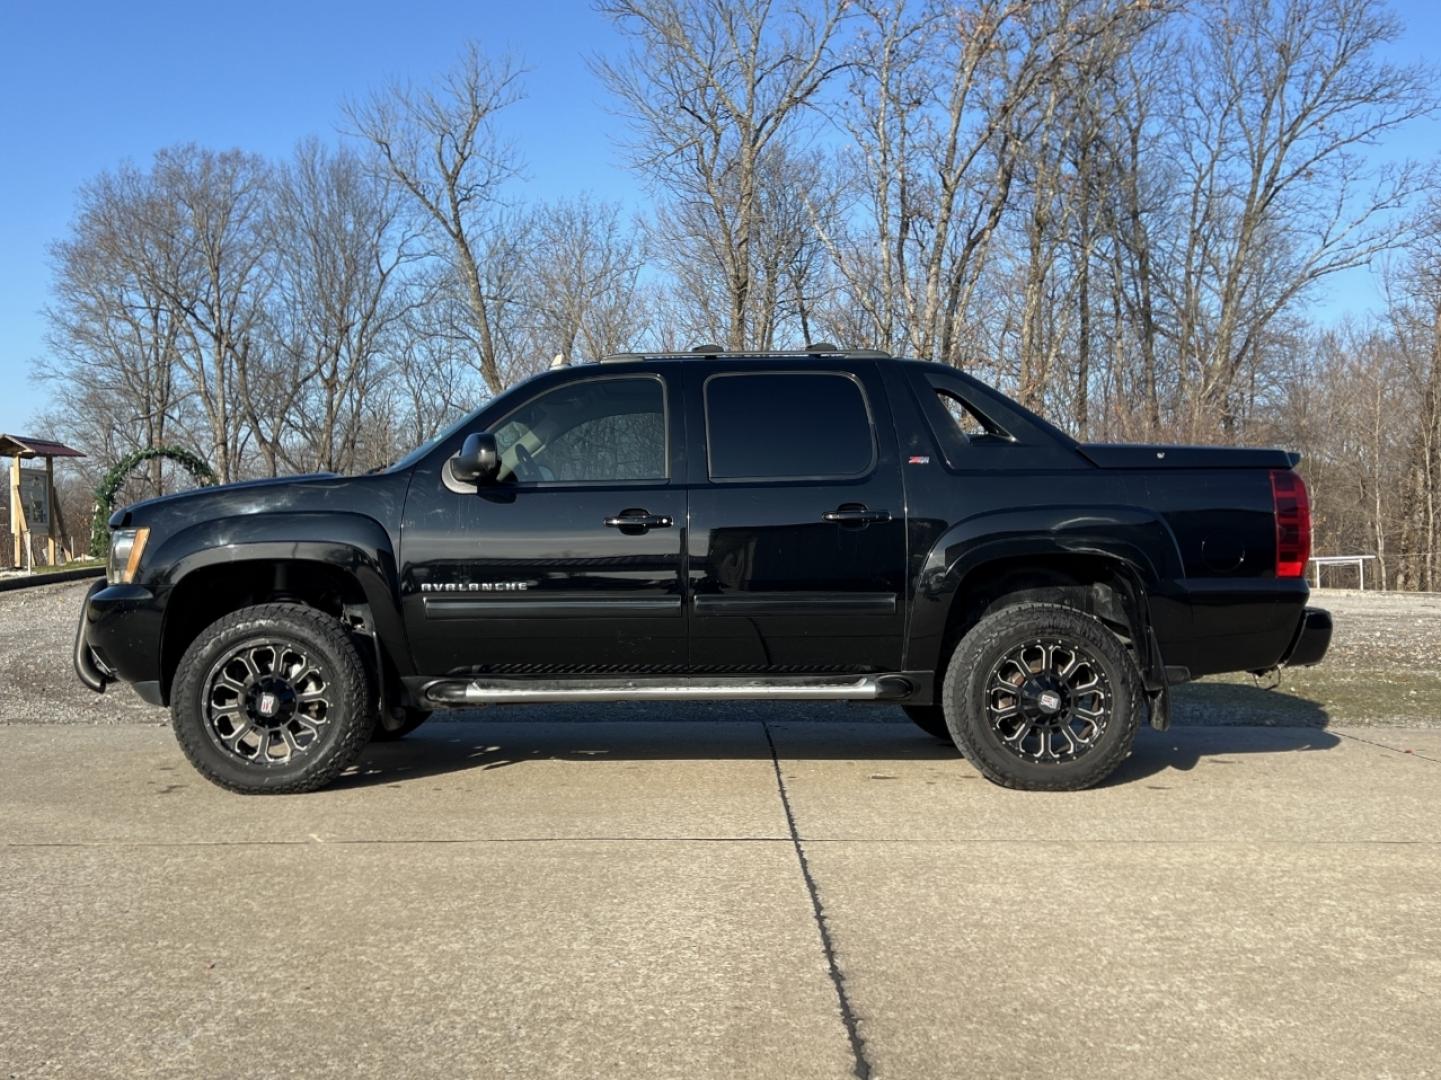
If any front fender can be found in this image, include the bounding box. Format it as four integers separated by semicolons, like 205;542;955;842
149;511;412;675
905;505;1186;673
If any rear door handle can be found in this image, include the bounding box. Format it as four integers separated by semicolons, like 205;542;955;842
605;509;674;531
822;504;891;526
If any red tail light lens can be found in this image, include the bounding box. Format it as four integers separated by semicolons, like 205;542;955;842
1270;469;1311;579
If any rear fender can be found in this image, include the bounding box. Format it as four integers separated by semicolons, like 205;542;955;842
905;506;1183;684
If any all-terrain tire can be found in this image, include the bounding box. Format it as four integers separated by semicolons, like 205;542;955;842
941;602;1142;791
372;707;431;741
901;704;954;742
170;603;376;794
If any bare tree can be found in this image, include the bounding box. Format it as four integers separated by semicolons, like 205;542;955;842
43;164;186;495
134;146;272;482
820;0;1148;367
265;138;413;473
345;44;526;394
524;197;646;364
28;1;1441;590
1387;200;1441;590
595;0;850;349
1170;0;1432;435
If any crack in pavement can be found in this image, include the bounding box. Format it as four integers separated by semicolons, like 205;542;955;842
762;721;872;1080
1332;728;1441;764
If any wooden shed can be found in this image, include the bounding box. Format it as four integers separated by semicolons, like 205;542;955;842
2;434;84;568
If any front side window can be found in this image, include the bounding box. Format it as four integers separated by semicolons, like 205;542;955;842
491;376;666;484
705;372;874;481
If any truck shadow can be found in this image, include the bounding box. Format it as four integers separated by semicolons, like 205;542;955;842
1103;681;1338;785
337;685;1338;790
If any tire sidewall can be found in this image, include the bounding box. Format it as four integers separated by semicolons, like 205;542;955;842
171;606;371;793
944;603;1141;790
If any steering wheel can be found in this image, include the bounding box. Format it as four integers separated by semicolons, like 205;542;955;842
512;443;543;482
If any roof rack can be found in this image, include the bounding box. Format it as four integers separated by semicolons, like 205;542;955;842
600;345;893;363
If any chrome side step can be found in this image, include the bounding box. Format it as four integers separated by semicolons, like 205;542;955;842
423;674;912;707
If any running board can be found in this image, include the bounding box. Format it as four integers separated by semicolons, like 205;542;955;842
423;673;913;707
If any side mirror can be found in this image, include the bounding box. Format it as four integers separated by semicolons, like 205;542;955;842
450;432;499;485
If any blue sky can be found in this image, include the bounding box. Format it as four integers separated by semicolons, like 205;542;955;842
1;0;1439;435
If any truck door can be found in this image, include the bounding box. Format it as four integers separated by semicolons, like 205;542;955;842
399;369;687;675
683;361;908;672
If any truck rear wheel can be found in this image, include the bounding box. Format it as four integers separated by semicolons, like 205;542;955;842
942;602;1141;791
170;603;375;794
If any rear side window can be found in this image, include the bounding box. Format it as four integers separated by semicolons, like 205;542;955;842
705;372;874;480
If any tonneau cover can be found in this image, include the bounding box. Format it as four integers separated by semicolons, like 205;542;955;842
1079;444;1300;470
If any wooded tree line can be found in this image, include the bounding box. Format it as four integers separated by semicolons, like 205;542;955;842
31;0;1441;588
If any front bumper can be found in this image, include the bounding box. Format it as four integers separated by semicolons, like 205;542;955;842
1281;606;1332;667
74;579;114;692
74;578;165;703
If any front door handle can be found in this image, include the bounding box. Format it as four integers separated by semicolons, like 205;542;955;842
822;504;891;526
605;508;674;532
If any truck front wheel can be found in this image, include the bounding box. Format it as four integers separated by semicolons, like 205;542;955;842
942;602;1141;791
170;603;376;794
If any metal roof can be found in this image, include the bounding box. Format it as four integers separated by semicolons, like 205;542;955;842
0;434;85;459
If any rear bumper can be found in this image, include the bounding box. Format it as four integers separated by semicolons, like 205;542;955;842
1281;606;1331;668
74;579;165;702
1150;578;1314;678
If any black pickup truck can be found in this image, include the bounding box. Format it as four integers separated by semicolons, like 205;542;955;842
76;347;1330;794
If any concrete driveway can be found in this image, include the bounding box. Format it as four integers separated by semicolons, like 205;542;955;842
3;715;1439;1079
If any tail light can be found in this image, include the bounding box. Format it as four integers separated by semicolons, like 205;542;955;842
1270;470;1311;579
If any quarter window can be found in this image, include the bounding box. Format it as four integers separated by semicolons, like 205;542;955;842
491;377;666;484
705;372;874;480
935;389;1006;441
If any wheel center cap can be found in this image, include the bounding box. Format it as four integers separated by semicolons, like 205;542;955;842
247;678;296;727
1020;675;1069;722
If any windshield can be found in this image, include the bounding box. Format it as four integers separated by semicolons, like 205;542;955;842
378;368;567;474
379;404;487;474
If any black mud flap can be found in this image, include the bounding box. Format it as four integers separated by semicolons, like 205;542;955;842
1147;684;1171;731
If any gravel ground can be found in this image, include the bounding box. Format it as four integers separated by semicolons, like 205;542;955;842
0;580;159;725
4;580;1436;729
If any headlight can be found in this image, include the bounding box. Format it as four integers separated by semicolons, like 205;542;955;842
107;527;151;584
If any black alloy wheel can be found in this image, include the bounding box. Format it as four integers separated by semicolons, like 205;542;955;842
170;604;375;794
982;639;1111;764
203;640;333;764
942;602;1141;791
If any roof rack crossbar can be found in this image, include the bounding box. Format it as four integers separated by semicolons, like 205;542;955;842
600;347;893;363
